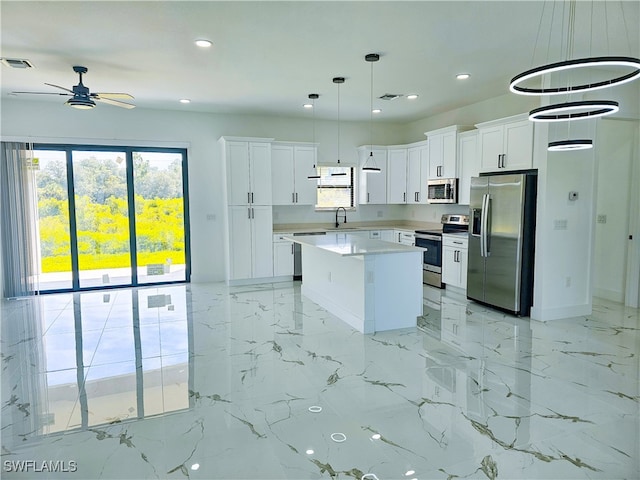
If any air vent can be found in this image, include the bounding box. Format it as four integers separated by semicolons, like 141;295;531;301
379;93;403;101
1;58;34;69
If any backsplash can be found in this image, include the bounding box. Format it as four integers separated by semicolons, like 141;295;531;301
273;203;469;225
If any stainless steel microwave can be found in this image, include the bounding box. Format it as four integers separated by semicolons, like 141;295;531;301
427;178;458;204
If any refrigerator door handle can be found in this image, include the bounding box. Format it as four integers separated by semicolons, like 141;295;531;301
484;194;492;256
481;193;490;257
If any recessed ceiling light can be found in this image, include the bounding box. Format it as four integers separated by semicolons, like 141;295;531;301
180;99;191;104
305;449;314;455
456;73;471;80
303;103;313;109
371;433;381;440
190;463;200;471
195;39;212;48
405;470;416;476
406;94;419;100
372;108;382;114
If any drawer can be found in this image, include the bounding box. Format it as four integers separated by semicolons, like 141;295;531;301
443;234;468;249
273;233;293;243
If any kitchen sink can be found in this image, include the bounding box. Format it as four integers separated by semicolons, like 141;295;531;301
326;227;361;231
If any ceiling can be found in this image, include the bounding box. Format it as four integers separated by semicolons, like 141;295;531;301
1;1;638;123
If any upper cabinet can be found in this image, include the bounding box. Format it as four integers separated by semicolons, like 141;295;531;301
457;130;479;205
221;137;273;206
424;126;472;180
407;141;429;204
271;142;318;206
387;147;408;204
358;147;388;204
476;114;534;173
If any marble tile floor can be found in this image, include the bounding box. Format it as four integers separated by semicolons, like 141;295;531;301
1;281;638;480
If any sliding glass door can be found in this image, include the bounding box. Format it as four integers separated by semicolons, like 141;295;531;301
133;151;187;285
34;145;190;293
73;150;132;288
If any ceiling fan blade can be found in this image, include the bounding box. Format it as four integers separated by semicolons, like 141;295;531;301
95;97;136;109
11;91;71;96
93;92;134;100
44;83;75;94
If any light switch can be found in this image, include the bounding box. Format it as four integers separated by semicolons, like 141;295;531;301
597;214;607;224
553;219;568;230
568;191;578;201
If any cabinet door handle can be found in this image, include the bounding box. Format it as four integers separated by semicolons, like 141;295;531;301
247;208;251;219
292;192;295;203
251;192;254;203
403;192;406;202
247;192;251;203
398;233;401;242
367;192;370;203
291;244;294;254
502;154;506;168
295;192;298;203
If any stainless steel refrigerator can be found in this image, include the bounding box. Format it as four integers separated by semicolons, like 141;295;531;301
467;172;537;316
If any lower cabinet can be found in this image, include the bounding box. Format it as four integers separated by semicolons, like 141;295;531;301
394;229;416;246
442;235;468;290
273;234;294;277
228;206;273;281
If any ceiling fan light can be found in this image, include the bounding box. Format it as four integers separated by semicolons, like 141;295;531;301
66;97;96;109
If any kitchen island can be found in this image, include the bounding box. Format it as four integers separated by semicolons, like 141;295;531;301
285;233;423;334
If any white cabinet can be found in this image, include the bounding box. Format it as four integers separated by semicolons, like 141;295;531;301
358;147;387;204
273;233;294;277
442;234;468;290
457;130;478;205
394;229;415;246
221;139;273;206
220;136;274;283
407;142;429;204
477;114;534;173
426;128;457;179
228;206;274;281
271;143;317;205
387;148;408;204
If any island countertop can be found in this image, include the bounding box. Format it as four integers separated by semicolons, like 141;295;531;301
284;233;423;257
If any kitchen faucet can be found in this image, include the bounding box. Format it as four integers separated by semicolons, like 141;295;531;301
335;207;347;228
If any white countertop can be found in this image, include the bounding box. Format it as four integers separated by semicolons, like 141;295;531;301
285;233;423;257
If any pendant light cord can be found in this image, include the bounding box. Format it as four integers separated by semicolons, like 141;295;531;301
337;81;340;164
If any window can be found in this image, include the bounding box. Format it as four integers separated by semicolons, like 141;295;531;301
315;166;354;210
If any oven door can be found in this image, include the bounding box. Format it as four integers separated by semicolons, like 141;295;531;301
414;233;443;287
415;234;442;268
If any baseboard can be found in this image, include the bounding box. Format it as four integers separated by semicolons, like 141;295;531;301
530;303;592;322
593;287;624;303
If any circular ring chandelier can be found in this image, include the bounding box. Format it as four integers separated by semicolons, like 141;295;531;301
529;100;619;122
510;56;640;96
548;139;593;151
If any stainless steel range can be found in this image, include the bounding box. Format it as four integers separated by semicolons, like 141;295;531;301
415;214;469;288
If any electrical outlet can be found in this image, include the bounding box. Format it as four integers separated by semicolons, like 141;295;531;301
597;214;607;224
377;210;383;218
206;213;216;221
553;219;568;230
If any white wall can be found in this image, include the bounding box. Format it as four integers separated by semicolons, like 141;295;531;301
402;93;538;143
0;98;404;283
593;118;639;302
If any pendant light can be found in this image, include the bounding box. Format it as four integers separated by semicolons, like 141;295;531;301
509;1;640;97
306;93;321;180
331;77;347;176
362;53;381;173
509;1;636;150
334;77;344;165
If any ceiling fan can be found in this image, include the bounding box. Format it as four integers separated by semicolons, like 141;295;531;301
11;65;135;109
